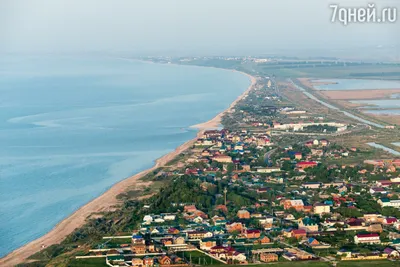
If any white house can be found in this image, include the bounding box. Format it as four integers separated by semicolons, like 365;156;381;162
354;233;380;244
378;198;400;207
163;214;176;221
143;215;153;224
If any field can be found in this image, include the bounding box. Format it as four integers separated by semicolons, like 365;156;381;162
319;89;400;100
205;260;399;267
177;250;224;265
337;260;399;267
67;257;107;267
207;262;330;267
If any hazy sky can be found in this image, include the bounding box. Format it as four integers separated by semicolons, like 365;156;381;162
1;0;399;55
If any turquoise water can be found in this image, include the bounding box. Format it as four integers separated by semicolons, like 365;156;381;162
0;56;250;257
364;109;400;115
350;99;400;115
314;79;400;90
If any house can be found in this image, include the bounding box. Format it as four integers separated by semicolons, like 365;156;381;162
294;152;302;160
303;182;321;189
307;237;320;246
173;236;185;245
132;258;144;266
168;227;180;234
132;243;146;254
314;203;330;215
384;247;400;258
354;233;381;244
187;231;212;239
212;155;233;163
132;235;145;244
143;215;153;224
143;257;154;267
163;214;176;221
298;218;318;232
226;222;243;233
320;139;329;146
287;229;307;239
245;229;261;239
370;187;387;194
159;256;172;265
229;251;247;262
260;253;278;262
256;167;281;173
378;198;400;208
283;199;304;211
383;217;398;225
296;161;318;170
255;235;271;244
200;238;217;251
237;209;250;219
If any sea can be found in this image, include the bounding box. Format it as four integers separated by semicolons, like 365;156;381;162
0;55;250;257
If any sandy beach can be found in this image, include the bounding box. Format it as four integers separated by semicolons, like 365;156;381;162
0;70;256;267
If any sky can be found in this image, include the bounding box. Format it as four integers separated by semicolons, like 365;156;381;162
1;0;399;56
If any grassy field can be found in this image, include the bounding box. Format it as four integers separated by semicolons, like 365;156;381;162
68;257;107;267
205;259;399;267
177;250;224;265
207;261;331;267
337;260;399;267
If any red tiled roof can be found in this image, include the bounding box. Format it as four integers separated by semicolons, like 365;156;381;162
356;233;379;238
297;161;317;166
292;229;306;234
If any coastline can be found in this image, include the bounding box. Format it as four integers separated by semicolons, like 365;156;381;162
0;66;256;266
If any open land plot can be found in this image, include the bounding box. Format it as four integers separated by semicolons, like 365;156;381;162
67;258;108;267
177;251;224;265
318;89;400;100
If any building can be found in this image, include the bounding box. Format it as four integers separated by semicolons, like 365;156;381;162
285;229;307;239
370;187;387;194
212;155;233;163
298;218;318;232
260;253;278;262
283;199;304;211
200;238;217;251
303;182;321;189
313;203;330;215
245;229;261;239
294;152;302;160
378;198;400;208
296;161;318;170
354;233;381;244
237;209;250;219
226;222;243;233
256;167;281;173
187;231;212;239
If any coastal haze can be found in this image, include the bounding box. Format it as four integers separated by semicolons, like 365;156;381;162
1;0;399;58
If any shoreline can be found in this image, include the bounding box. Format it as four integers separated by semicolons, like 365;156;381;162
0;64;256;267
